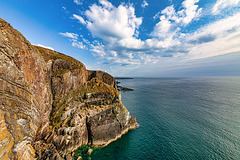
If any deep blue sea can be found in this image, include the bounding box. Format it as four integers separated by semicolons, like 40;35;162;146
91;77;240;160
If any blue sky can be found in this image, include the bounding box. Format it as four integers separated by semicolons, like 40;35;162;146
0;0;240;77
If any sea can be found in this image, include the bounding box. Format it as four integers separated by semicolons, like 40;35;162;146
91;77;240;160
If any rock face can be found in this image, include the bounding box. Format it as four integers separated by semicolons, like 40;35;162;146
0;18;137;160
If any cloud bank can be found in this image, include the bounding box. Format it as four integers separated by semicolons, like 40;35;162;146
65;0;240;68
212;0;240;14
59;32;86;49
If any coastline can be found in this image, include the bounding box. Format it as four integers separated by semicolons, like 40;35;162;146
73;121;138;159
92;121;138;147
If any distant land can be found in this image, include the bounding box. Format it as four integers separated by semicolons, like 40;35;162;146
114;77;134;79
115;78;134;92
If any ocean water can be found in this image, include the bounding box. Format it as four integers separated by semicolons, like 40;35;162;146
91;77;240;160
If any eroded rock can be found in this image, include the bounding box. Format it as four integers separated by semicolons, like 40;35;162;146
0;18;138;160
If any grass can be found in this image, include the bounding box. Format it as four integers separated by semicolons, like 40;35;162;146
34;46;80;63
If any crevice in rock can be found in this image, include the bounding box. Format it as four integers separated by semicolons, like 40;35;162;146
86;116;93;146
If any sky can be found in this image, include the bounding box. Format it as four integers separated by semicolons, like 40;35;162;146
0;0;240;77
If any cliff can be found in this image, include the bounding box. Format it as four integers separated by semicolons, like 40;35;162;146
0;18;137;160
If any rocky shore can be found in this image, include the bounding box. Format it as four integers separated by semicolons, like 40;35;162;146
0;18;137;160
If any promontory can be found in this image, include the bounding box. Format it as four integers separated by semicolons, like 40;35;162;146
0;18;137;160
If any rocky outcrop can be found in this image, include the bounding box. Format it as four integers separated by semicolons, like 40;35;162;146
0;18;137;160
88;71;117;89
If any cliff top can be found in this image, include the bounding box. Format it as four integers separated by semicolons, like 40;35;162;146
33;45;81;63
0;18;9;27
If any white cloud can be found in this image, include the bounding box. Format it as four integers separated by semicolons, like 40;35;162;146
73;0;83;5
154;0;202;22
118;37;144;49
151;6;176;39
82;37;90;44
83;0;203;65
84;0;144;61
180;0;202;25
151;0;202;41
141;0;149;8
68;0;240;70
59;32;79;39
85;2;142;41
73;14;86;24
72;41;86;49
187;13;240;40
90;43;107;58
212;0;240;14
36;44;54;50
59;32;87;50
185;13;240;59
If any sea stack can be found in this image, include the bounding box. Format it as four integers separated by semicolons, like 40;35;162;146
0;18;137;159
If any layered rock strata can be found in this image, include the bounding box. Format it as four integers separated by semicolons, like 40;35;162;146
0;18;137;160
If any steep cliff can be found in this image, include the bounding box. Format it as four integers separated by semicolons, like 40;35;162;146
0;18;137;160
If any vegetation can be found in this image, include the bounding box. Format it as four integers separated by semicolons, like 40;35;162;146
34;45;84;71
85;78;119;97
49;78;119;129
50;97;67;128
34;45;80;63
73;145;92;160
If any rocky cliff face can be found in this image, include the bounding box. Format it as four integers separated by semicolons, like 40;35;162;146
0;18;137;160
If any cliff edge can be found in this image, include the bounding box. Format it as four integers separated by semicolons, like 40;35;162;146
0;18;137;160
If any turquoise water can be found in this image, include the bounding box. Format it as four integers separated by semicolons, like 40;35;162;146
91;77;240;160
